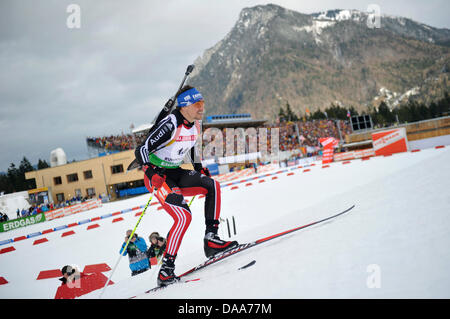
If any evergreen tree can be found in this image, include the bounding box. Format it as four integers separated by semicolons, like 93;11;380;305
396;103;412;123
429;102;439;118
37;159;50;169
349;106;359;118
325;103;351;120
0;173;12;194
378;101;396;125
285;102;298;121
408;101;421;122
437;92;450;116
19;157;36;190
0;157;38;194
418;103;430;121
20;157;34;173
6;163;20;193
310;108;326;120
278;106;287;122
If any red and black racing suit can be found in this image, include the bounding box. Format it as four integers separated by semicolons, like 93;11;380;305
135;109;221;257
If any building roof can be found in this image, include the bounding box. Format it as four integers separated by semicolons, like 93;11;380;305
202;119;267;129
132;123;153;134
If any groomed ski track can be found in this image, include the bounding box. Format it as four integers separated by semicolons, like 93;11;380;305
1;146;449;298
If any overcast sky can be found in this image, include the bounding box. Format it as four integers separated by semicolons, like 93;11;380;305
1;0;449;173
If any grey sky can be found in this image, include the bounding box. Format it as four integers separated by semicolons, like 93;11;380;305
1;0;449;172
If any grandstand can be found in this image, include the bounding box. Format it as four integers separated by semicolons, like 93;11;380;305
206;113;251;121
86;113;268;155
203;113;267;129
131;123;153;135
84;114;352;158
28;113;357;203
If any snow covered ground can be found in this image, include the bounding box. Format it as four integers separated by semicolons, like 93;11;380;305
1;146;449;299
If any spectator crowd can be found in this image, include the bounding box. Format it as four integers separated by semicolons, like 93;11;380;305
87;119;352;159
272;119;352;152
202;119;352;158
86;134;137;152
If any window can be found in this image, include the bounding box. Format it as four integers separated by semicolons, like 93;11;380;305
83;170;93;179
111;164;124;174
86;188;96;197
56;193;65;202
66;173;79;183
75;189;82;197
351;115;373;131
54;176;62;185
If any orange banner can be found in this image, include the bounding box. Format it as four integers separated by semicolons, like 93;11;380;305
372;128;408;156
322;147;335;164
44;199;102;221
320;137;339;164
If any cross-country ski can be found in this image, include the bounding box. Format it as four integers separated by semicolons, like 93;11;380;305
133;205;354;297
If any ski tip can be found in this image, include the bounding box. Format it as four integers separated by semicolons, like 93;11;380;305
185;278;201;283
238;260;256;270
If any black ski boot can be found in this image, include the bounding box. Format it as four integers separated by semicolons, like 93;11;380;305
157;254;179;287
204;231;239;258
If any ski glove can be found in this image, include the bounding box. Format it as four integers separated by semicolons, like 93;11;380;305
151;173;166;190
193;163;211;177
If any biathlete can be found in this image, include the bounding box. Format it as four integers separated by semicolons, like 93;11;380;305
134;85;238;287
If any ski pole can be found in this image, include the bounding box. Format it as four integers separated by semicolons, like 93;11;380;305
99;192;154;298
188;195;196;207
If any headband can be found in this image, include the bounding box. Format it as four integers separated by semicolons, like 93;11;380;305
177;88;204;107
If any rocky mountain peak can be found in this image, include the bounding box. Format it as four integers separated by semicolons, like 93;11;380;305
189;4;450;119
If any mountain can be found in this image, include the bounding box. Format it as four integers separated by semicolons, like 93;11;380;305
189;4;450;119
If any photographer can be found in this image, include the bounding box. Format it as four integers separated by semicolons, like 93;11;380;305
120;230;150;276
55;265;112;299
146;232;167;263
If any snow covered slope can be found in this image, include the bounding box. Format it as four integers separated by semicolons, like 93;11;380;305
1;146;449;298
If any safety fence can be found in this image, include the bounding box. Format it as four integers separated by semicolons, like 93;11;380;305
1;145;445;253
44;199;102;221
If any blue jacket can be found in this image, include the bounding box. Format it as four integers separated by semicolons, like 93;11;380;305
120;237;150;272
